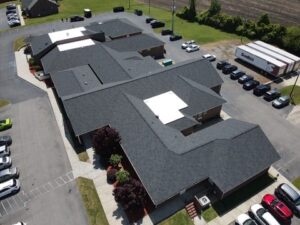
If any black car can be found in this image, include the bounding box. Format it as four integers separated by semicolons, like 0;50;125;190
243;80;260;90
151;21;165;28
70;16;84;22
272;96;290;109
169;34;182;41
238;74;254;84
230;70;245;80
0;136;12;146
146;17;155;23
6;9;16;15
161;29;173;36
275;183;300;216
222;65;238;74
263;89;281;101
134;9;143;16
216;61;230;70
253;84;271;96
113;6;124;12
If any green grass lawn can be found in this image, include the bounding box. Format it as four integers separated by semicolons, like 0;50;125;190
201;206;218;222
76;177;109;225
23;0;241;44
292;177;300;190
280;85;300;105
0;99;10;108
159;209;193;225
13;36;26;51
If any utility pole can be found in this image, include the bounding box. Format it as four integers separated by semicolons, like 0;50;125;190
148;0;150;15
171;0;176;33
290;70;300;104
128;0;131;10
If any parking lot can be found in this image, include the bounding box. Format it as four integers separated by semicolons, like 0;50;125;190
0;9;10;30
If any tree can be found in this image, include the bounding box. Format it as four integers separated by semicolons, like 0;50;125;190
92;126;121;158
188;0;197;20
208;0;221;16
116;170;130;184
257;13;270;26
283;26;300;56
113;178;147;212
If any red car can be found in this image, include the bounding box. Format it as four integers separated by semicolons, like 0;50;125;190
262;194;293;222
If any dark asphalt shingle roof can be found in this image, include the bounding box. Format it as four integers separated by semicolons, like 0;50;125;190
95;18;142;38
50;65;102;97
103;33;164;52
29;34;53;57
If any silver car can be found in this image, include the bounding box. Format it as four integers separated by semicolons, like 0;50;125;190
0;167;19;183
0;156;12;170
0;179;20;199
0;145;10;157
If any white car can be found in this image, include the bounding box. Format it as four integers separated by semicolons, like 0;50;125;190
0;179;20;199
236;213;258;225
202;54;216;62
181;40;195;49
186;44;200;53
250;204;280;225
0;145;10;157
0;156;12;170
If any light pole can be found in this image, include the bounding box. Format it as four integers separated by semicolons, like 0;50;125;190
148;0;150;15
128;0;131;10
290;70;300;104
171;0;176;34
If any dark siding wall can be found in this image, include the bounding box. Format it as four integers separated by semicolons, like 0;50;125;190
29;0;58;17
212;85;221;94
202;105;222;122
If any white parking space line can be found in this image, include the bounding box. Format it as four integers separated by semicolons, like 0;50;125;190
0;201;8;215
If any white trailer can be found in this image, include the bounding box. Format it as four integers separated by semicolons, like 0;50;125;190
247;43;295;73
254;41;300;71
235;45;287;77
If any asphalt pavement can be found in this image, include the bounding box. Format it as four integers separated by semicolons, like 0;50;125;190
0;9;9;31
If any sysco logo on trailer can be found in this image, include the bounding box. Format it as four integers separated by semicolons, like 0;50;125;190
241;53;254;61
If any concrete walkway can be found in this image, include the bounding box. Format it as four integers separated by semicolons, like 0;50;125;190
17;4;25;26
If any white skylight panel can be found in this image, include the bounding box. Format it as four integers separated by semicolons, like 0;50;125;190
49;27;86;43
57;39;95;51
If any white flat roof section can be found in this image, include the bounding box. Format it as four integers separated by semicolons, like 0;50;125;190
57;39;95;52
237;45;286;67
144;91;188;124
48;27;86;43
254;41;300;61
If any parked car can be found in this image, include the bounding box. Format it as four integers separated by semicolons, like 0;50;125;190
0;179;20;199
202;54;216;62
0;156;12;170
8;19;20;27
151;20;165;28
238;75;254;84
263;89;281;101
253;84;271;96
216;60;230;70
112;6;124;13
272;96;290;109
161;29;173;35
7;13;18;18
145;17;155;23
250;204;280;225
186;44;200;53
0;118;12;131
222;65;238;74
6;3;16;10
243;80;260;90
262;194;293;222
275;183;300;216
0;136;12;146
6;9;16;15
0;167;19;183
134;9;143;16
0;145;10;157
230;70;245;80
181;40;195;49
169;34;182;41
70;16;84;22
235;213;258;225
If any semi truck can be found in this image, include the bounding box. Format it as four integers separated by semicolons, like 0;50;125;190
235;45;287;77
254;41;300;71
247;43;295;73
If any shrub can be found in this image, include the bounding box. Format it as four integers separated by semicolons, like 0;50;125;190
107;168;118;184
116;170;130;184
92;126;121;159
109;154;122;167
113;178;147;212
